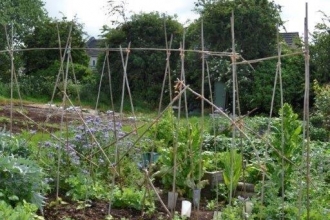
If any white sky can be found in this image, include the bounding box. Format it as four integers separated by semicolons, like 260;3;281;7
44;0;329;38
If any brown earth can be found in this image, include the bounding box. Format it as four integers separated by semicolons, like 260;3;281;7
42;194;215;220
0;103;87;133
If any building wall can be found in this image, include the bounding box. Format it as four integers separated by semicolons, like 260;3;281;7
89;57;98;68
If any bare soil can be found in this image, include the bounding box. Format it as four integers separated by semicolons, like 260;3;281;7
42;194;215;220
0;103;86;133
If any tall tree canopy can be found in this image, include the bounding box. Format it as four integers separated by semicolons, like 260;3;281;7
22;17;89;75
0;0;46;39
310;12;330;84
0;0;46;78
190;0;281;60
99;12;184;107
183;0;282;113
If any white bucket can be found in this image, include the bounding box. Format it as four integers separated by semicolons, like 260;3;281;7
181;200;192;218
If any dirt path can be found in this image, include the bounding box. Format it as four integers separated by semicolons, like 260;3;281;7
0;104;98;133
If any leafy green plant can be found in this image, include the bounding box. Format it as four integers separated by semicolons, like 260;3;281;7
111;187;155;212
65;173;111;201
0;200;39;220
221;150;242;197
310;80;330;141
149;109;175;147
156;118;206;196
221;204;243;220
270;103;302;187
202;134;229;152
208;115;231;137
0;155;47;209
0;131;31;158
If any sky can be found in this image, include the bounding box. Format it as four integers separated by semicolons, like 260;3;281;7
44;0;330;38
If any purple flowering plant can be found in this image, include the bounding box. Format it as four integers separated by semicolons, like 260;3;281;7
38;113;139;192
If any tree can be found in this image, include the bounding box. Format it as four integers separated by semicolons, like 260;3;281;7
22;17;89;75
0;0;46;80
98;12;184;107
184;0;283;113
310;11;330;84
243;51;305;115
0;0;46;40
190;0;281;60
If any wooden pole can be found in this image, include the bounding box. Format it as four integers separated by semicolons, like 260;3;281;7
229;10;236;206
304;2;311;219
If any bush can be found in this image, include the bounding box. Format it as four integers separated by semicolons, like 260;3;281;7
310;113;329;141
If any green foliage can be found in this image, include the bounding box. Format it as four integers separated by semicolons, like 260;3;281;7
202;132;266;163
149;109;175;146
269;103;302;178
1;63;92;103
117;157;145;187
310;141;330;184
206;198;222;211
192;0;280;60
202;151;225;171
310;80;330;141
0;132;47;209
310;114;329;141
220;204;242;220
0;0;46;36
243;54;305;114
203;134;231;152
65;173;111;201
23;17;89;75
0;0;46;76
155;111;205;195
208;115;232;137
0;155;47;209
0;200;39;220
99;12;183;107
37;114;145;203
16;74;55;99
112;187;155;212
221;150;242;196
0;131;31;157
311;12;330;83
252;146;330;219
185;0;282;112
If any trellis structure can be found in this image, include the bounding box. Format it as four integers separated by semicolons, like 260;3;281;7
0;3;316;219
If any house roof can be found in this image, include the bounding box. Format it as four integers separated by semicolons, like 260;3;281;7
86;37;104;57
279;32;299;46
